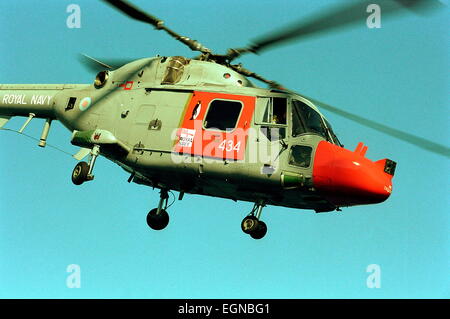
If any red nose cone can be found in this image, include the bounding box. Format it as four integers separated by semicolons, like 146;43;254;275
312;141;395;206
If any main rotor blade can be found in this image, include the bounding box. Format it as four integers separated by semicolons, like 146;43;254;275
102;0;211;54
230;0;443;58
103;0;162;26
303;95;450;158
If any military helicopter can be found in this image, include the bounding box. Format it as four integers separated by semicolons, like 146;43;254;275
0;0;447;240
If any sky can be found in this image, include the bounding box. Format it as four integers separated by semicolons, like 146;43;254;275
0;0;448;298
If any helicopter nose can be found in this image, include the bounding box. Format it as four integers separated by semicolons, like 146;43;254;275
312;141;396;206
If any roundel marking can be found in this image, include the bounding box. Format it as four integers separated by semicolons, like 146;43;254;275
79;97;92;111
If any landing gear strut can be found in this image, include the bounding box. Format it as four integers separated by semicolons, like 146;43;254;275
241;202;267;240
71;145;100;185
146;189;170;230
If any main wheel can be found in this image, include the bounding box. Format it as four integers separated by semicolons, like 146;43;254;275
250;221;267;240
71;161;89;185
241;215;259;234
146;208;169;230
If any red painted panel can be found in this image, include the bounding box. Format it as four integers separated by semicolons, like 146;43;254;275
119;81;134;90
312;141;394;206
173;91;256;160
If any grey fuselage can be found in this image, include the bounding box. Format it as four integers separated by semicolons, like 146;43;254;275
0;56;338;213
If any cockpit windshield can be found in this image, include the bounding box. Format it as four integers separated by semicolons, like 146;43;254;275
291;100;328;138
325;119;343;147
291;99;343;146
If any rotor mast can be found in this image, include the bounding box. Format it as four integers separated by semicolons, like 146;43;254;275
103;0;282;87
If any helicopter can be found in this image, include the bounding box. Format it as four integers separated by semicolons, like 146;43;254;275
0;0;448;240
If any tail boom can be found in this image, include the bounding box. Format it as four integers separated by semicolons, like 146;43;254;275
0;84;82;118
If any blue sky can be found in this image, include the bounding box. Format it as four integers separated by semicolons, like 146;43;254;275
0;0;448;298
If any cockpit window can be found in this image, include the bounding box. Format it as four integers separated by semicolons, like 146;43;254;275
292;100;328;138
204;99;242;131
289;145;312;168
292;100;307;137
325;119;343;147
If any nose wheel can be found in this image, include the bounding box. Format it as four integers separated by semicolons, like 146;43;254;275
241;202;267;240
146;189;170;231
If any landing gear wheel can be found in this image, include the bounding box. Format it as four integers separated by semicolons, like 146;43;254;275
250;221;267;240
241;215;259;234
71;161;89;185
146;208;169;231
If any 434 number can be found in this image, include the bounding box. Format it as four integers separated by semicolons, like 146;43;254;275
218;140;241;152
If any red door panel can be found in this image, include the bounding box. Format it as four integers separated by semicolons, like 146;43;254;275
173;91;255;160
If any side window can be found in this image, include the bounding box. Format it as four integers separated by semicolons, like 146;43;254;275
272;97;287;124
204;99;242;131
259;97;287;141
262;97;287;124
289;145;312;168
